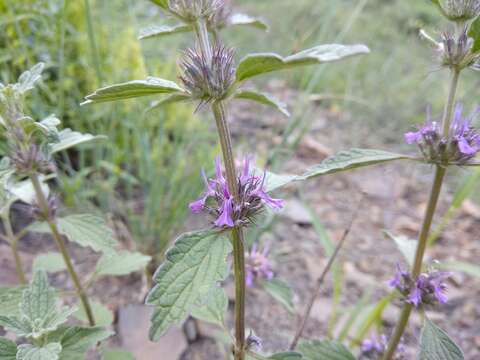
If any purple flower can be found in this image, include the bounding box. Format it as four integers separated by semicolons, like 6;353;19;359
360;334;405;359
189;156;284;228
245;244;274;288
405;103;480;164
389;264;451;308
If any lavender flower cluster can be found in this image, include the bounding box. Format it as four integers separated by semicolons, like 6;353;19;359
360;334;405;359
389;264;451;308
189;156;284;228
405;103;480;164
245;244;274;288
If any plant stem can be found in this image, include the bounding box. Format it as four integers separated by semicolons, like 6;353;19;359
2;213;26;284
30;173;95;326
194;19;213;64
383;66;460;359
212;101;246;360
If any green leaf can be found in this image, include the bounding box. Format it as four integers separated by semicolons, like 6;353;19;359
253;168;297;193
0;337;16;360
0;316;31;336
228;14;268;31
94;251;151;276
31;214;117;253
297;340;355;360
191;287;228;326
419;318;464;360
268;352;303;360
33;253;66;273
300;149;411;179
6;176;49;205
102;349;136;360
16;343;62;360
82;77;184;105
437;260;480;278
353;294;394;343
146;93;191;112
469;16;480;53
138;24;191;39
261;279;294;313
0;286;24;316
20;271;56;328
235;44;369;82
149;0;169;9
15;63;44;94
384;231;416;267
74;301;114;327
58;326;113;359
234;90;290;117
146;229;232;341
50;129;106;154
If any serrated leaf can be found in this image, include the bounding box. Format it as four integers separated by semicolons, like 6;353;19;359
74;301;113;327
16;343;61;360
191;287;228;326
146;93;191;112
468;16;480;53
146;229;232;341
228;13;268;31
300;149;411;179
20;271;56;327
59;326;113;358
0;287;24;316
82;77;184;105
235;44;369;82
15;63;44;94
234;90;289;117
94;251;151;276
384;231;416;267
297;340;355;360
268;352;303;360
33;253;66;273
101;349;136;360
50;129;106;154
0;337;16;360
261;279;294;313
139;24;190;39
32;214;117;253
252;168;297;193
419;318;464;360
0;316;31;336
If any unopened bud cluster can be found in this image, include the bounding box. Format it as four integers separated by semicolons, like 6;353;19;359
168;0;225;23
440;0;480;21
9;144;54;176
439;28;479;69
405;103;480;164
180;44;236;105
30;195;58;221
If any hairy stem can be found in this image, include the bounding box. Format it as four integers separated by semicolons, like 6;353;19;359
212;101;246;360
2;213;26;284
30;173;95;326
194;19;213;64
383;66;460;359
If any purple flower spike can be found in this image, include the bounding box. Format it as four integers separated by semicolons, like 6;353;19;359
189;155;284;228
245;244;274;288
405;103;480;164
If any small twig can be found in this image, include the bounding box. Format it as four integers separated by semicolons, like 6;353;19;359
289;196;363;350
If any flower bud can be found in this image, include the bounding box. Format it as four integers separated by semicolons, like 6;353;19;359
10;144;55;176
180;44;235;105
30;195;58;221
440;0;480;21
439;27;477;68
168;0;225;23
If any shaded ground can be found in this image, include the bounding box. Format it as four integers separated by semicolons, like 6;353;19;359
1;89;479;359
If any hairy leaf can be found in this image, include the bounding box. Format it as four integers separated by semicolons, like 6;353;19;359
16;343;62;360
0;316;31;336
101;349;136;360
82;78;184;105
252;168;297;193
15;63;44;94
58;326;113;359
261;279;294;313
0;286;24;316
149;0;169;9
33;252;66;273
191;287;228;326
268;352;303;360
236;44;369;82
384;231;416;267
50;129;106;154
228;13;268;31
94;251;151;276
74;301;114;327
20;271;56;327
139;24;190;39
234;90;290;117
298;340;355;360
147;93;191;112
419;318;464;360
146;229;232;341
0;337;17;360
301;149;411;179
469;16;480;53
32;214;117;253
